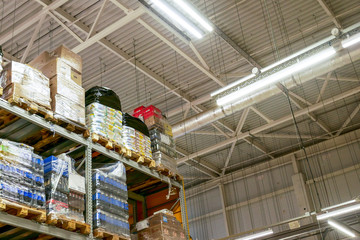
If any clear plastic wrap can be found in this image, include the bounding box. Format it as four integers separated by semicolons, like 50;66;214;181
68;156;85;223
123;126;152;159
0;139;45;209
86;102;123;146
92;161;129;237
137;212;186;240
0;62;51;109
44;154;70;218
52;94;85;125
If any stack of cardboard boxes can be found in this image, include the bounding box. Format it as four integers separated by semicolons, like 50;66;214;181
133;105;177;174
137;211;186;240
29;45;85;126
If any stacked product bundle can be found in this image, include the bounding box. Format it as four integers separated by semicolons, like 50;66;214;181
133;106;177;174
0;139;46;209
0;61;51;109
123;113;152;159
68;158;85;222
92;161;130;238
137;210;186;240
44;154;69;219
44;153;85;222
85;87;123;146
29;45;85;125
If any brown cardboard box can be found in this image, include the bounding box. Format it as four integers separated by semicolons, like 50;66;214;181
138;213;185;240
52;94;85;125
3;83;51;109
138;224;186;240
50;75;85;106
28;51;53;70
39;58;82;86
52;45;82;73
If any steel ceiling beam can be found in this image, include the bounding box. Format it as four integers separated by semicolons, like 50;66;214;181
0;0;68;45
222;108;249;175
276;83;333;137
213;25;262;69
138;19;226;87
335;103;360;137
176;146;220;177
177;85;360;164
316;72;331;103
86;0;109;40
316;0;342;29
72;8;145;53
20;13;47;63
48;1;193;103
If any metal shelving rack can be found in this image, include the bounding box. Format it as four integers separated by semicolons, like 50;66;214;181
0;98;188;240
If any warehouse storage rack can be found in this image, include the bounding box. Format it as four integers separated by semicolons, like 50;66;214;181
0;98;189;240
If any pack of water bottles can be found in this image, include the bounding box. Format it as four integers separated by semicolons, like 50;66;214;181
92;161;130;238
44;154;70;218
0;139;45;209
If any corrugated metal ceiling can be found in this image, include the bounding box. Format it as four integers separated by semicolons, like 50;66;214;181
0;0;359;182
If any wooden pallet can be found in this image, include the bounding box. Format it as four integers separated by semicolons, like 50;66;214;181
7;96;54;121
0;198;46;223
91;133;121;150
46;214;90;235
123;149;156;168
156;164;183;181
93;229;130;240
91;133;156;168
53;115;89;136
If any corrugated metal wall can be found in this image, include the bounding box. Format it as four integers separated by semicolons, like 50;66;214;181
186;141;360;240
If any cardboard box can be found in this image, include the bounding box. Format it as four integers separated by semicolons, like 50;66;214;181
50;75;85;106
42;58;82;85
28;51;53;70
3;83;51;109
145;115;164;130
52;45;82;73
52;94;85;125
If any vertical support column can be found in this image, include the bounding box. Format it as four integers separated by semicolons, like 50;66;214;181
85;144;93;237
219;183;230;236
291;155;318;228
179;181;190;240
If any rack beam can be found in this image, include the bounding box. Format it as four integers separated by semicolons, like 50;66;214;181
0;211;89;240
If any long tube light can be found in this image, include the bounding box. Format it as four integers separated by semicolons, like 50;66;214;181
216;47;336;106
173;0;213;32
151;0;203;39
317;203;360;220
342;32;360;48
235;229;274;240
328;219;356;238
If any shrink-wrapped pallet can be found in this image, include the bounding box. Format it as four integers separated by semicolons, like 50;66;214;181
0;139;46;209
0;62;51;109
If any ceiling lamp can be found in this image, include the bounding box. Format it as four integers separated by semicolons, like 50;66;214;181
172;0;213;32
150;0;213;39
235;229;274;240
215;47;336;106
317;203;360;220
328;219;356;238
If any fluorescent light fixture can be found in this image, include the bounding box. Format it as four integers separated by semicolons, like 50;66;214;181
321;199;357;211
173;0;213;32
151;0;203;39
216;47;336;106
342;32;360;48
328;219;356;238
235;229;274;240
211;74;255;97
317;203;360;220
